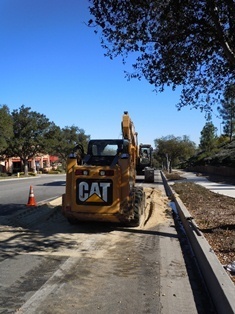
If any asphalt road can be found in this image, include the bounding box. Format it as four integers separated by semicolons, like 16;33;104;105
0;174;66;215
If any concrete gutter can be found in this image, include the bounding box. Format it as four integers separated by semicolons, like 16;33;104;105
160;171;235;314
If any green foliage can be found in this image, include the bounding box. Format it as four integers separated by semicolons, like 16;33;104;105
89;1;235;111
217;83;235;142
0;104;95;173
154;135;196;169
187;139;235;167
0;105;13;156
151;151;161;169
0;172;8;177
199;121;217;152
215;135;230;146
28;172;37;176
48;126;90;164
209;140;235;166
42;123;62;154
4;105;53;174
187;151;212;166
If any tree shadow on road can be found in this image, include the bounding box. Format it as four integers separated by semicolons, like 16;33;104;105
35;181;66;186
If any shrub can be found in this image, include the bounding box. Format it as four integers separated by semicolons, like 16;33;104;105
0;172;8;177
28;172;37;176
48;170;60;174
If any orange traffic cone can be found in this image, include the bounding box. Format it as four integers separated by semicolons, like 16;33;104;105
27;185;37;206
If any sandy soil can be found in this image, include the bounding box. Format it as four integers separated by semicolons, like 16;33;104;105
141;187;172;229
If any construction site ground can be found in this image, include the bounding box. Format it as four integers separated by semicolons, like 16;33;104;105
165;170;235;284
1;171;215;313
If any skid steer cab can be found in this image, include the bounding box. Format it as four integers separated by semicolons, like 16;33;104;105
62;138;145;226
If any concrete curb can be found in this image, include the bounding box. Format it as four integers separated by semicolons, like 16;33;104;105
47;196;62;207
160;171;235;314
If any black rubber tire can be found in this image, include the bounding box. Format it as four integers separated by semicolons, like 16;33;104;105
67;217;78;225
128;187;144;227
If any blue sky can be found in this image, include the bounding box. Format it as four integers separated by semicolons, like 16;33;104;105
0;0;222;147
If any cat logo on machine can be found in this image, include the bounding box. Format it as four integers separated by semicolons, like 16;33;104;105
76;179;113;205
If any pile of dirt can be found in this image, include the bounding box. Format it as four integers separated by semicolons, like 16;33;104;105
142;187;172;229
165;172;235;284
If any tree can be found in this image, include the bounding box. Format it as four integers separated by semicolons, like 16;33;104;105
5;105;54;175
0;105;13;158
48;126;90;166
154;135;196;171
199;121;217;152
89;1;235;111
217;83;235;142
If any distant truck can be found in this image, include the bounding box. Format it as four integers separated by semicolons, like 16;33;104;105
136;144;153;175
